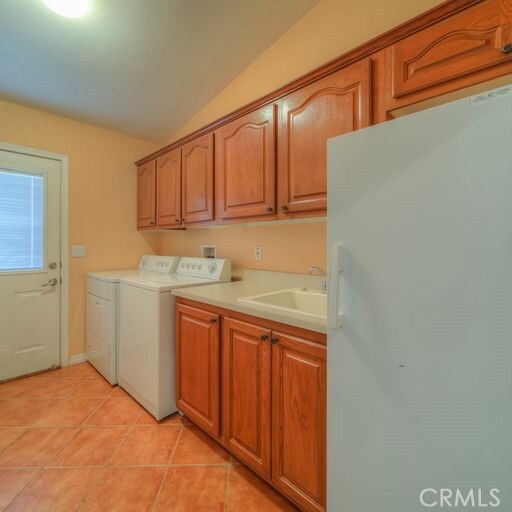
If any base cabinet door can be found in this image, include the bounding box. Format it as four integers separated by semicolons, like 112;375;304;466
278;59;371;215
137;160;156;228
181;133;215;224
176;303;220;437
222;317;272;477
271;331;327;512
156;148;181;228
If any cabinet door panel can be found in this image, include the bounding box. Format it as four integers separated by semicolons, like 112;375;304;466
387;0;512;105
181;133;215;224
216;105;276;220
279;59;371;214
272;332;326;512
156;148;181;227
222;317;271;477
137;160;156;228
176;303;220;437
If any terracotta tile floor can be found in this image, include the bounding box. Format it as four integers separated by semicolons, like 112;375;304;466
0;363;296;511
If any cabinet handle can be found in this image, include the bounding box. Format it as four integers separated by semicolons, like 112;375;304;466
270;337;279;345
210;318;217;324
260;334;269;341
266;207;273;213
281;205;288;211
502;43;512;54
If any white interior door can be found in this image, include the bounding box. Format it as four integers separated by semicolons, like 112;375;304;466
0;148;61;380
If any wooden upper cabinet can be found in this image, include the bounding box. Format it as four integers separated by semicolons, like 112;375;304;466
222;317;272;477
176;303;220;437
278;59;371;215
387;0;512;108
272;331;326;512
137;160;156;229
216;105;276;221
156;148;181;228
181;133;215;224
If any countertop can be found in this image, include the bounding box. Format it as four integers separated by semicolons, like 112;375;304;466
172;269;327;334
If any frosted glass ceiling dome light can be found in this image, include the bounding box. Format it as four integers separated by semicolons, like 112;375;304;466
42;0;89;18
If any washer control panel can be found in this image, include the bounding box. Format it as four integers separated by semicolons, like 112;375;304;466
138;255;180;274
176;257;231;281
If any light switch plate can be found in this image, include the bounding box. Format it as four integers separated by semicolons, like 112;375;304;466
71;245;86;258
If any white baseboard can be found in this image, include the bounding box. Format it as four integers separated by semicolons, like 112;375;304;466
68;352;88;365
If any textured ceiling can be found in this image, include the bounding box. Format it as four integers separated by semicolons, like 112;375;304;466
0;0;318;141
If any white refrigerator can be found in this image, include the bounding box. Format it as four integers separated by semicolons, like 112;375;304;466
327;85;512;511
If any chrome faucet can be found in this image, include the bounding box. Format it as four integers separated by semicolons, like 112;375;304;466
309;266;328;293
309;266;327;277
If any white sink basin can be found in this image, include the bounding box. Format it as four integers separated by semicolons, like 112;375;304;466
238;288;327;321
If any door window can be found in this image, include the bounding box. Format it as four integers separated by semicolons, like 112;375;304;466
0;170;44;271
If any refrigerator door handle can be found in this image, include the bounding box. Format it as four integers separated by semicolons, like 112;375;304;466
328;243;344;329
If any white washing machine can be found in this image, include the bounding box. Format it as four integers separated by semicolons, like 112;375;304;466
86;255;180;384
118;257;231;420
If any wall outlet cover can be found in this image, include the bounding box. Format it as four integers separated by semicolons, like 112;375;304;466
71;245;86;258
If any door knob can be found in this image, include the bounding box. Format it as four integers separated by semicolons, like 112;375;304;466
48;262;57;270
260;334;269;341
270;337;279;345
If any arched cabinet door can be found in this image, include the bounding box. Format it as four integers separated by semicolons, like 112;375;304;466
181;132;215;225
215;105;276;221
156;148;181;228
278;59;371;215
386;0;512;108
137;160;156;229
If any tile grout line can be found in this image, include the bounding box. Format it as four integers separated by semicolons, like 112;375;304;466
167;421;185;466
150;421;185;512
75;466;108;512
225;462;233;512
0;427;27;458
75;398;146;511
0;466;44;512
104;408;145;467
77;408;147;511
1;379;110;511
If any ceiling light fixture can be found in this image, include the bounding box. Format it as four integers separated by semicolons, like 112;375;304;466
42;0;89;18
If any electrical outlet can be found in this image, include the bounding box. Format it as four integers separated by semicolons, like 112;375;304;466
201;245;216;258
254;246;262;261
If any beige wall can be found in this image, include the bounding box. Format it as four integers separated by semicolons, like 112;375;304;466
161;0;442;273
0;0;444;358
169;0;443;142
0;99;160;357
160;221;326;276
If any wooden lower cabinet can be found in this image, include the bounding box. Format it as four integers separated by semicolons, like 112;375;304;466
175;303;220;437
175;299;326;511
271;331;327;511
222;317;272;477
